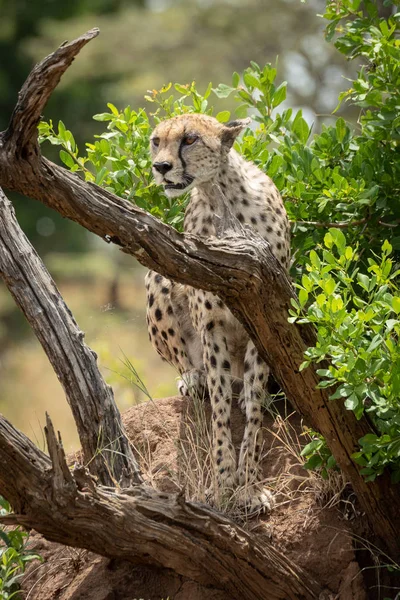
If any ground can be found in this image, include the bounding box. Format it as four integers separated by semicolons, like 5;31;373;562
21;396;368;600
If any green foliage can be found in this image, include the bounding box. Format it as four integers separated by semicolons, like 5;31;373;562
38;0;400;483
286;0;400;481
301;431;338;478
0;497;42;599
291;235;400;482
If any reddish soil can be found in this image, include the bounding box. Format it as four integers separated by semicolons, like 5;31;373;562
21;396;368;600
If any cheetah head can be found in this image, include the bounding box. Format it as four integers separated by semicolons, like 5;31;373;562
150;114;250;198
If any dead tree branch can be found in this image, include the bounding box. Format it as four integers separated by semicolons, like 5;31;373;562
0;413;322;600
0;30;399;558
0;189;142;487
3;28;99;151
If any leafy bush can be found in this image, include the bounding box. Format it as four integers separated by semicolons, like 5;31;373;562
291;233;400;482
38;0;399;482
0;496;42;599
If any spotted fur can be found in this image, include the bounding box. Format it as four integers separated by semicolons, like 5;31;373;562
145;114;290;512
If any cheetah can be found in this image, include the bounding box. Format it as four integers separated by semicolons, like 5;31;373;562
145;113;290;512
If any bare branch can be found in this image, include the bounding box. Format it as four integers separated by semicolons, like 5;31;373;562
2;28;99;151
291;217;369;229
0;189;142;487
378;219;400;229
44;412;77;504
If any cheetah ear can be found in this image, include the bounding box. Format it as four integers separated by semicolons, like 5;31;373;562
220;118;251;150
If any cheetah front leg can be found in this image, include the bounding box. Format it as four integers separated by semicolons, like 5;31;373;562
200;318;237;497
237;341;274;513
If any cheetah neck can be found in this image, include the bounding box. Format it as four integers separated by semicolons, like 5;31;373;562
193;149;264;211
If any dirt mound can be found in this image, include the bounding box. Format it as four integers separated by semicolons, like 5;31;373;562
21;397;367;600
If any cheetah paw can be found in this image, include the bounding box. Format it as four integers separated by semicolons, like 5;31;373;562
235;485;275;516
178;369;207;399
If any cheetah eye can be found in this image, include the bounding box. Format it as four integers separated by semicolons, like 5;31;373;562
151;137;160;148
182;135;198;146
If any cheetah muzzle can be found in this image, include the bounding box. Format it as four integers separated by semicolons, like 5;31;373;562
145;113;290;514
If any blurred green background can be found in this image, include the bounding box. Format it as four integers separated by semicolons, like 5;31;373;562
0;0;353;450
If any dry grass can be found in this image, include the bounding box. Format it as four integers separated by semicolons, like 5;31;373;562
264;410;349;512
124;364;350;524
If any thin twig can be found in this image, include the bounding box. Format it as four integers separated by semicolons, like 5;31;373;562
291;218;369;229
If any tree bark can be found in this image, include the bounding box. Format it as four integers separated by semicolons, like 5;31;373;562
0;29;399;559
0;413;322;600
0;189;142;488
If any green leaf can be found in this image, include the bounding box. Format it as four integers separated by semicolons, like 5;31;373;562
59;150;74;169
243;72;260;90
292;111;310;143
328;228;346;254
359;433;379;446
382;239;392;254
367;334;382;353
298;288;309;307
316;293;327;308
392;297;400;314
324;278;335;295
344;393;359;411
93;113;113;122
335;117;348;143
213;84;236;99
235;104;249;118
107;103;119;116
345;246;353;260
309;250;321;268
327;455;337;469
304;454;323;470
301;274;313;292
272;82;287;108
357;273;370;291
174;83;190;95
57;120;66;140
324;232;333;249
301;440;322;456
216;111;231;123
268;154;284;178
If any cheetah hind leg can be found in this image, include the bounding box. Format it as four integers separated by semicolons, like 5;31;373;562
236;342;275;515
236;386;274;415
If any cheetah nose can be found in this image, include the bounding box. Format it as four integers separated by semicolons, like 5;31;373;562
153;161;173;176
